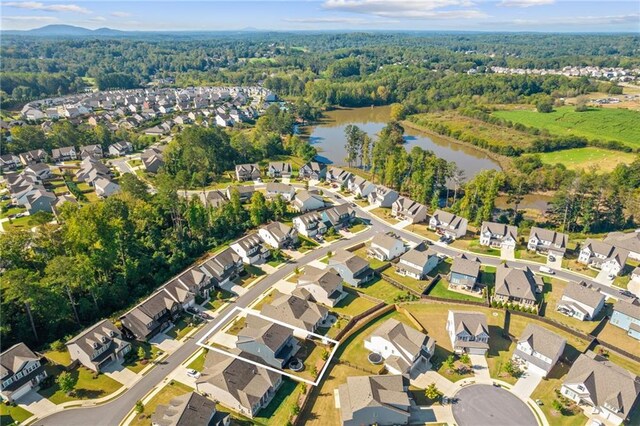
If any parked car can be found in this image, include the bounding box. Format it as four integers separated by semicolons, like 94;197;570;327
539;266;554;275
186;369;201;379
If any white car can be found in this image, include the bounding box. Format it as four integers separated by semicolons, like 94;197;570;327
186;369;200;379
539;266;554;275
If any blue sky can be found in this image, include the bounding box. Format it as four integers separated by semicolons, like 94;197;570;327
1;1;639;32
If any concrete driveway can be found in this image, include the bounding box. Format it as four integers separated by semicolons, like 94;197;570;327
149;332;181;353
511;370;544;400
452;384;537;426
628;279;640;297
546;254;563;269
501;246;515;261
469;354;490;380
595;269;614;285
102;361;139;386
17;390;58;418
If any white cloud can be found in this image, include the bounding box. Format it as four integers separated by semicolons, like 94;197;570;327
111;11;132;18
496;13;639;26
2;2;91;14
1;14;57;21
498;0;555;7
322;0;486;19
284;16;398;25
89;16;106;22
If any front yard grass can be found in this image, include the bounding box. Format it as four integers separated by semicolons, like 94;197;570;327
2;215;32;232
252;290;280;311
450;238;500;257
130;381;193;426
166;315;200;340
202;288;235;311
233;267;264;287
595;322;640;356
369;207;400;224
561;258;599;278
348;218;368;233
330;291;378;318
39;365;123;404
297;235;319;253
405;223;440;241
124;342;162;374
514;248;547;264
187;349;208;372
0;403;32;425
348;277;408;304
266;250;289;267
530;362;588;426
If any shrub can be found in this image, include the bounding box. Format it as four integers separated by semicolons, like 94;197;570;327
135;400;144;414
50;339;66;352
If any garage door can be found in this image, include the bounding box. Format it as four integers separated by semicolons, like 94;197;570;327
468;348;486;355
11;383;32;401
526;362;547;378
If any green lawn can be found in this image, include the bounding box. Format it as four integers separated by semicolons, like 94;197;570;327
202;289;234;311
493;106;640;149
166;315;199;340
348;277;409;304
2;215;32;232
331;291;378;318
44;349;73;367
382;269;429;294
124;342;162;373
530;363;588;426
541;278;607;335
348;219;368;233
39;365;123;404
536;147;638;173
297;235;319;253
514;248;547;263
130;381;193;426
253;378;303;426
370;207;400;224
426;277;485;302
187;349;208;372
0;403;33;425
592;345;640;376
352;247;388;269
450;238;500;257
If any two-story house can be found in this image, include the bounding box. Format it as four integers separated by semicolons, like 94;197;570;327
266;162;292;178
367;185;399;208
338;375;410;426
258;221;298;249
151;392;230;426
295;266;345;307
494;264;543;309
448;254;481;292
479;221;518;249
120;290;181;340
561;351;640;426
51;146;77;162
396;248;438;280
321;205;356;230
556;281;605;321
24;163;52;180
578;239;628;277
298;161;327;181
292;190;325;212
327;167;353;187
368;233;406;261
348;176;376;199
227;185;255;203
200;247;244;288
163;267;208;308
236;315;300;369
364;319;435;375
230;233;270;265
605;231;640;261
446;310;490;355
196;350;282;419
527;227;568;259
391;197;428;224
293;211;327;238
429;210;468;239
512;324;566;377
610;300;640;340
328;249;375;287
235;163;261;182
260;294;328;335
66;320;131;372
0;343;48;401
79;144;104;159
265;182;296;201
107;141;133;157
19;149;48;165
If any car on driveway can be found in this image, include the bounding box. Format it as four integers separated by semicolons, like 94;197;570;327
186;369;200;379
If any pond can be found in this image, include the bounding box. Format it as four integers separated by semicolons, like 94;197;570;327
306;106;500;179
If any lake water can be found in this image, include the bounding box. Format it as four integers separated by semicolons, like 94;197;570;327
306;106;500;178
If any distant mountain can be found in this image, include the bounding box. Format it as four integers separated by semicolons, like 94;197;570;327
3;25;126;36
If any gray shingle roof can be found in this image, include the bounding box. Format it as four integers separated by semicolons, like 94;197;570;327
338;375;410;424
495;264;541;302
150;392;220;426
516;324;566;369
614;300;640;321
561;281;605;310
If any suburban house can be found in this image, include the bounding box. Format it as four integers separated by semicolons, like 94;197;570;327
448;254;482;292
348;176;376;198
292;190;325;212
23;189;57;214
266;162;292;178
120;290;181;340
328;249;375;287
230;233;270;265
494;264;543;309
292;211;327;238
512;324;566;377
391;197;428;224
265;182;295;201
338;375;410;426
610;300;640;340
141;147;165;173
236;314;300;369
605;231;640;261
199;190;227;208
367;185;399;208
66;320;131;372
94;177;121;198
79;144;104;159
429;210;468;239
75;156;112;184
578;239;629;277
321;205;356;230
24;163;52;180
295;266;345;307
368;233;406;261
556;281;606;321
227;185;254;202
200;248;244;287
479;221;518;249
0;343;48;402
19;149;48;165
396;248;439;280
107;141;133;157
561;351;640;426
260;293;328;334
163;267;209;308
151;392;230;426
298;161;327;180
0;154;20;171
527;227;568;259
258;221;298;249
51;146;77;162
327;167;352;187
446;310;490;355
364;319;435;375
196;350;282;419
235;163;261;181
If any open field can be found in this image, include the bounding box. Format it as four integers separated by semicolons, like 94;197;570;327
536;147;638;172
493;106;640;149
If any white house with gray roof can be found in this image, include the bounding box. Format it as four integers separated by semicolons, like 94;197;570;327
364;319;435;375
368;233;406;261
258;221;298;249
391;197;428;224
327;167;353;186
338;375;410;426
480;221;518;249
265;182;295;201
66;320;131;372
396;248;438;280
348;176;376;198
292;190;325;212
528;227;568;259
230;233;270;265
260;293;328;335
0;343;48;402
328;249;374;287
236;314;300;369
200;248;244;287
295;266;345;307
292;211;327;237
235;163;260;182
579;239;628;276
512;324;566;377
561;351;640;425
429;210;468;239
446;311;489;355
605;231;640;261
266;161;292;178
557;281;605;321
367;185;399;208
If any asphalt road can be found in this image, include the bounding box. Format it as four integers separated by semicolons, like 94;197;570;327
452;384;537;426
36;187;633;425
